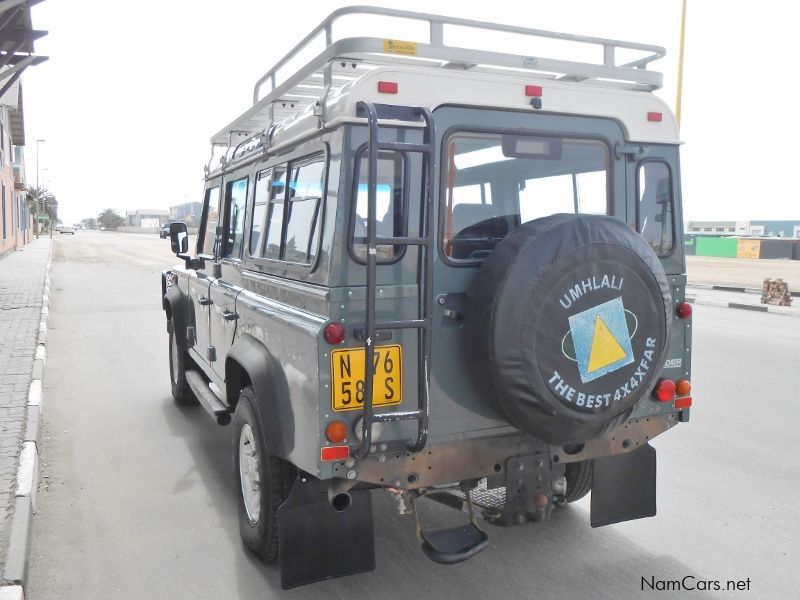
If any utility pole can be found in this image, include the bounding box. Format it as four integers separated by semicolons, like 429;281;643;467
675;0;687;128
35;138;45;238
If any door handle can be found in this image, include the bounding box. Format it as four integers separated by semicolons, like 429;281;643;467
199;296;213;306
222;309;238;322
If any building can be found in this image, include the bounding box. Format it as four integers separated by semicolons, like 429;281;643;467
687;220;800;238
0;2;48;255
169;201;202;226
126;209;170;228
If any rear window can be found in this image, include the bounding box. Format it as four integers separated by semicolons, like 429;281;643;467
443;131;609;262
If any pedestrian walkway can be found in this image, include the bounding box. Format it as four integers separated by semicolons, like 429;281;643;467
0;239;51;567
686;284;799;317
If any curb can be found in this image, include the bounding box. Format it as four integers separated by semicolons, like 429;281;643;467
687;283;800;298
2;241;53;597
686;296;800;317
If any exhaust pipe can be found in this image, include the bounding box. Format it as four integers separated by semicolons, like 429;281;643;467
328;478;357;511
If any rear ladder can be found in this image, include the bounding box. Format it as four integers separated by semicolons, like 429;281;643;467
355;101;435;458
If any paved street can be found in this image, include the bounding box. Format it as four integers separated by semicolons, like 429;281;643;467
0;239;50;567
26;231;800;599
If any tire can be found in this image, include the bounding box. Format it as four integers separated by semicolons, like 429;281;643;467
467;214;672;446
564;459;593;503
233;387;296;564
168;320;198;406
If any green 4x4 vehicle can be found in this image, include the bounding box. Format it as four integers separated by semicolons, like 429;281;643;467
162;7;692;589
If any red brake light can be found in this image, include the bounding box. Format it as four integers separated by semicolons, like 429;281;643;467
647;112;663;122
378;81;398;94
675;396;693;409
525;85;543;97
676;301;692;319
654;379;676;402
320;445;349;461
324;322;346;345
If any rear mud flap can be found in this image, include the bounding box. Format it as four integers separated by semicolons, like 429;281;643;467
590;443;656;528
277;478;375;589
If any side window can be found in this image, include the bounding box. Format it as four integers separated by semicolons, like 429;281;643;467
637;161;674;256
199;186;221;256
249;169;270;256
284;157;324;264
263;166;286;260
223;177;248;259
351;150;405;262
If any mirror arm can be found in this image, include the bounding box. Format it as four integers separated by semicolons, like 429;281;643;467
178;254;205;270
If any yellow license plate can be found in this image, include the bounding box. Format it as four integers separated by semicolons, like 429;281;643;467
330;345;402;411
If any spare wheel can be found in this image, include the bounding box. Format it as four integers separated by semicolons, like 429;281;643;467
466;214;672;446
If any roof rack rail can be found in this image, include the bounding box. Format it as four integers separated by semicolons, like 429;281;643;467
210;6;665;146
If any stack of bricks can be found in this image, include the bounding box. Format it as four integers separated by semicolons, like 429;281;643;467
761;278;792;306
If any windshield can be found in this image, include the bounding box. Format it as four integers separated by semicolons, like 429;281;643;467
443;131;609;261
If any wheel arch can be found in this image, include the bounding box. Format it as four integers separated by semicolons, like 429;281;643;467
164;284;187;349
226;334;295;458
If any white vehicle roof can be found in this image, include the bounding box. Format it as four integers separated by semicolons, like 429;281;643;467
209;6;677;171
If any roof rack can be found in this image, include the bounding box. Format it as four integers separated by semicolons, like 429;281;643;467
210;5;666;146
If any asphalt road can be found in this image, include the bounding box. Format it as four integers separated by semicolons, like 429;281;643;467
28;231;799;599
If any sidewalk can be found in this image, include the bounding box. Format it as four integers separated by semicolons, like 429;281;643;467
686;283;799;317
0;239;51;579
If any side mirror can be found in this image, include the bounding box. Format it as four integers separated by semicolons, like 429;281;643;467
170;222;189;255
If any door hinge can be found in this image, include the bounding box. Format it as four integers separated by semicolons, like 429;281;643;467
615;143;650;161
207;346;217;362
222;309;239;322
186;326;196;347
198;295;213;306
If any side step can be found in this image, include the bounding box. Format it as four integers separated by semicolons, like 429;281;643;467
185;370;232;425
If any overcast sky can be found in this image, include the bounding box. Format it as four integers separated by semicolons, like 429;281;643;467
20;0;799;225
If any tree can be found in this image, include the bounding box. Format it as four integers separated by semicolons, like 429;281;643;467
98;208;125;230
25;185;55;237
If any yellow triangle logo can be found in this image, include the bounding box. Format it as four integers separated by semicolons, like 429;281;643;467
587;315;627;373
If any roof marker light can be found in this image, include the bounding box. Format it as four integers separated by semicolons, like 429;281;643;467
647;112;663;122
378;81;398;94
525;85;543;97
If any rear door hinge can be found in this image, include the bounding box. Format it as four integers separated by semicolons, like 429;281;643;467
615;143;649;161
207;346;217;362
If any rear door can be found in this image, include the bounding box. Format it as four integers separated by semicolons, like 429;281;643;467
430;107;629;440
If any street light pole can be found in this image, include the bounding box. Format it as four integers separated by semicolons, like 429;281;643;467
35;138;45;238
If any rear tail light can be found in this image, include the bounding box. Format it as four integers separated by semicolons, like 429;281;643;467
675;378;692;396
676;301;692;319
320;445;349;461
324;322;346;345
325;420;348;443
377;81;398;94
647;111;663;122
654;379;676;402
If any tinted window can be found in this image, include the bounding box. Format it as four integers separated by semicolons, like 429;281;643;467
637;161;674;256
352;150;404;262
443;132;609;261
223;177;248;258
199;186;221;256
249;170;270;256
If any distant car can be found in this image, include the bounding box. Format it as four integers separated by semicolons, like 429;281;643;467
100;226;106;231
57;225;75;235
160;223;172;239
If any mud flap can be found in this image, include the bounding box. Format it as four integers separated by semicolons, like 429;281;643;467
277;478;375;589
590;443;656;527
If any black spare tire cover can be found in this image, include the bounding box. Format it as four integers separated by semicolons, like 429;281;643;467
466;214;672;446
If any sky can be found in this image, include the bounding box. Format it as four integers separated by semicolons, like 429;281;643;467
19;0;800;225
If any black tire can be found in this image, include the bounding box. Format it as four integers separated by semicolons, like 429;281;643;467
168;320;198;406
564;459;593;503
467;214;672;445
233;387;296;564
